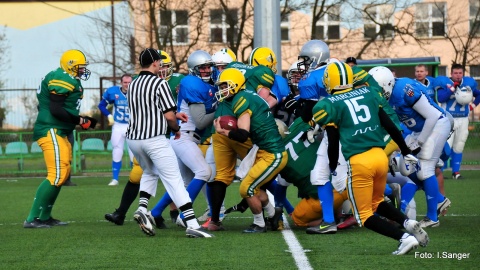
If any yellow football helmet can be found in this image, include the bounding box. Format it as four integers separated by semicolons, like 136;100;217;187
158;50;174;80
248;47;277;73
220;48;237;62
60;49;90;80
323;62;353;94
215;68;245;102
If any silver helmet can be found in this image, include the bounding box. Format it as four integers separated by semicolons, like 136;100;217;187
187;50;214;82
297;40;330;75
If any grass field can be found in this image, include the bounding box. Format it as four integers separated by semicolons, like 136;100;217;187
1;171;479;269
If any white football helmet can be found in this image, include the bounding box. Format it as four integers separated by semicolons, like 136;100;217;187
455;86;473;105
297;40;330;75
212;50;233;71
187;50;214;82
368;66;395;100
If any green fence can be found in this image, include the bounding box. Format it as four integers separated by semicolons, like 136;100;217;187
0;130;131;177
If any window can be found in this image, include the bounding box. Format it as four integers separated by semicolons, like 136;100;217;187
210;9;238;43
438;66;447;77
281;13;289;41
313;5;340;40
470;65;480;79
470;0;480;36
415;2;446;38
160;10;189;44
363;5;394;39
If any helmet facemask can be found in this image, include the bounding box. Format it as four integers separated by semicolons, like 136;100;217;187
215;80;236;102
193;63;214;83
158;62;173;80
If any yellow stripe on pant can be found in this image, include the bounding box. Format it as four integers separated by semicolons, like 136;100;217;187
37;129;72;186
346;147;388;226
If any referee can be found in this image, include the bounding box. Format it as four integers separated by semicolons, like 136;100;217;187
126;48;212;238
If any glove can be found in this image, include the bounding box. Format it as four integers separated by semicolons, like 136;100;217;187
107;114;114;126
301;124;320;143
284;93;298;114
403;154;418;165
80;116;98;130
470;103;476;112
447;84;458;93
407;139;422;155
330;169;337;177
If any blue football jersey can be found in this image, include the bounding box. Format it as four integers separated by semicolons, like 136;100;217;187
298;66;328;100
435;76;479;117
177;75;217;134
389;78;445;132
101;86;129;124
415;76;436;100
271;75;290;103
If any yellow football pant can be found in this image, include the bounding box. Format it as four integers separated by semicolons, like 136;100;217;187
346;147;389;226
239;150;287;198
37;129;72;186
292;190;349;227
212;133;252;185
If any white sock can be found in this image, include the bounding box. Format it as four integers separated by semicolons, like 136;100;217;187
253;213;265;227
186;218;201;229
263;202;275;218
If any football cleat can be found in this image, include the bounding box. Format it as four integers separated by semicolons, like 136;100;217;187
452;172;463;180
337;216;358;230
108;179;119;186
201;218;211;229
133;210;155;236
23;218;51;229
43;217;68;226
207;220;226;231
387;183;402;210
403;219;429;247
437;197;451;217
105;210;126;225
147;211;166;229
392;234;419;255
197;208;211;222
306;222;337;234
176;215;187;228
186;227;214;238
267;207;283;231
243;224;267;233
419;217;440;228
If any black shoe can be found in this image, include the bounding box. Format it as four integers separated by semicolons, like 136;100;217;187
225;203;248;214
150;215;167;229
267;207;283;231
243;224;266;233
23;218;51;229
105;210;126;225
169;209;179;223
43;217;68;226
63;180;77;186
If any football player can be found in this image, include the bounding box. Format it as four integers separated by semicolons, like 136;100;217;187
98;74;134;186
149;50;217;226
313;62;428;255
435;64;480;179
25;49;96;228
213;68;287;233
370;67;453;228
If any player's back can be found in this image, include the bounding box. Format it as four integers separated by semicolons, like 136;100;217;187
298;66;328;100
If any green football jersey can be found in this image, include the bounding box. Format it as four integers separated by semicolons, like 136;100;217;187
279;118;319;199
167;73;185;102
231;89;283;153
226;61;275;92
351;65;401;134
33;68;84;140
312;86;386;160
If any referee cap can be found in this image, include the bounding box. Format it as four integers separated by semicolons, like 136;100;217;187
139;48;164;66
345;57;357;65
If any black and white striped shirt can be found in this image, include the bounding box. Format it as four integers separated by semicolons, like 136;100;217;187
126;71;177;140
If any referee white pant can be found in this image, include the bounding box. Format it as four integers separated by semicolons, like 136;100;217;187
127;135;191;207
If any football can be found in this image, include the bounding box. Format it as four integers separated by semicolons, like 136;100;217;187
218;115;238;130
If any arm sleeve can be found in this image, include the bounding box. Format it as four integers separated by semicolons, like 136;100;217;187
378;107;411;156
98;98;111;116
189;103;215;130
49;94;80;124
412;95;442;144
299;99;317;124
325;126;339;172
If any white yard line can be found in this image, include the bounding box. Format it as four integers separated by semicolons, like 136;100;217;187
281;216;313;270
